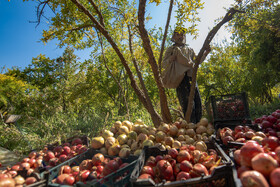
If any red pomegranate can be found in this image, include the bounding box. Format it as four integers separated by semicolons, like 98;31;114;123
177;150;191;163
190;163;209;178
156;160;173;181
262;136;279;151
141;166;154;177
251;153;278;177
168;148;178;159
176;171;191;181
240;170;269;187
240;141;264;167
145;156;156;167
92;153;105;166
270;168;280;187
138;173;153;180
234;149;242;166
103;160;119;176
180;160;193;172
237;165;251;178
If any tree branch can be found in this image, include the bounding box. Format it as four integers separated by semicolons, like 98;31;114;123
158;0;174;74
138;0;172;123
87;0;105;27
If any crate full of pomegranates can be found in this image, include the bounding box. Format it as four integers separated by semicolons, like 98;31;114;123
44;148;138;187
130;141;234;187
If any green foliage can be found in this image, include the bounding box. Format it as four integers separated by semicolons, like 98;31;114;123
228;1;280;103
249;98;280;120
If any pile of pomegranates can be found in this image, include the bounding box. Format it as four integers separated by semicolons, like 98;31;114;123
233;140;280;187
42;137;88;170
254;109;280;139
135;144;228;185
218;125;265;145
52;152;134;186
91;118;215;158
0;137;88;186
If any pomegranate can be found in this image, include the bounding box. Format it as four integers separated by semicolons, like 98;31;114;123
62;146;71;155
25;177;37;185
0;178;15;187
177;150;191;163
11;165;20;171
91;136;105;149
190;163;209;178
234;125;244;133
63;175;75;185
267;115;277;124
88;171;98;181
72;166;80;173
92;153;105;166
44;151;55;162
155;155;164;163
54;146;63;155
240;170;269;187
58;154;68;163
237;165;251;178
146;156;156;167
270;168;280;187
156;160;173;181
235;132;245;139
262;120;273;129
251;153;278;177
79;159;93;171
169;125;178;136
20;162;31;170
138;173;153;180
234;149;241;165
49;157;59;167
56;174;69;184
79;170;90;182
176;171;191;181
173;163;181;175
141;166;154;177
59;165;72;175
71;138;83;145
240;141;264;167
103;160;119;176
180;160;193;172
222;136;234;145
262;136;279;151
28;151;37;159
14;175;25;185
168;148;178;159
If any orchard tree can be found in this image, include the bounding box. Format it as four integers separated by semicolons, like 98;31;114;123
29;0;242;126
229;0;280;103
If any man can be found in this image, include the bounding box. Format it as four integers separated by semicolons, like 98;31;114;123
162;27;210;123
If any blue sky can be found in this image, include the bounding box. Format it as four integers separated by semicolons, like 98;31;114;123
0;0;234;72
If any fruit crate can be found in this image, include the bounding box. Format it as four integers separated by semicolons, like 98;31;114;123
130;141;235;187
43;148;138;187
209;92;251;125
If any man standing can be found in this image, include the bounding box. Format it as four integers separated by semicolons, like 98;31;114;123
162;27;210;123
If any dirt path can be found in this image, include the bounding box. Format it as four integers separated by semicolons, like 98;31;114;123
0;147;20;170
